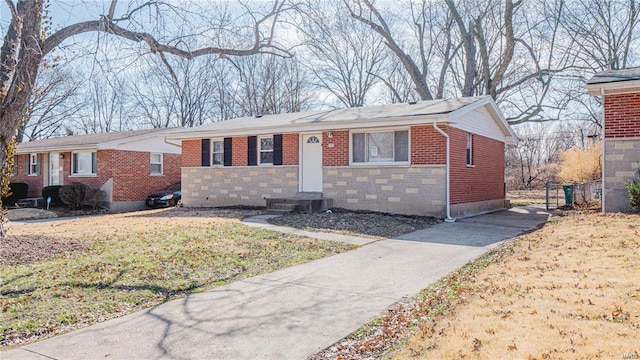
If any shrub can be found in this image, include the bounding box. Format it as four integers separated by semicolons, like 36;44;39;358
1;182;28;207
59;182;87;210
42;185;63;206
557;142;602;183
624;169;640;212
87;189;106;210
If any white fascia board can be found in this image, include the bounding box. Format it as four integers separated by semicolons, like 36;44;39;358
98;136;182;154
585;80;640;96
167;114;449;140
98;132;167;148
447;96;518;143
15;145;97;155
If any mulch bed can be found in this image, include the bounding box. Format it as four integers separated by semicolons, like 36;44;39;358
0;235;90;266
268;209;440;239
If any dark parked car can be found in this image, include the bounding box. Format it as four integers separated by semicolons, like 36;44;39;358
146;183;181;208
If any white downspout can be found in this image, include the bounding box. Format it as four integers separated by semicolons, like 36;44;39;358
433;120;455;222
600;87;606;212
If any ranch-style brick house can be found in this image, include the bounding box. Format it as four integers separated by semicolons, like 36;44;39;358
12;129;181;212
586;67;640;212
169;96;517;219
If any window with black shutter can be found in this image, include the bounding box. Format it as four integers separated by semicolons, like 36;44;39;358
273;134;283;165
247;136;257;166
201;139;211;166
223;138;232;166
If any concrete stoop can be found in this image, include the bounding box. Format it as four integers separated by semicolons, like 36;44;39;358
266;192;333;214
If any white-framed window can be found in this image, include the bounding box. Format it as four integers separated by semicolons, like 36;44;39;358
29;153;39;175
72;151;97;176
351;129;409;164
259;135;274;165
211;139;224;166
466;132;473;166
150;153;163;175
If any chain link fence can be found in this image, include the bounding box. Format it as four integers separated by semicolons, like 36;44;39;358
546;181;601;210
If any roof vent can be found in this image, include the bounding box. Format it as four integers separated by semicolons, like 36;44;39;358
255;114;262;118
408;100;417;105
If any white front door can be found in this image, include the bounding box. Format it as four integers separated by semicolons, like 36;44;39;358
49;153;62;185
301;134;323;192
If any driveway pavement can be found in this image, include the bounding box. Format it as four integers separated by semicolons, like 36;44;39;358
2;206;550;360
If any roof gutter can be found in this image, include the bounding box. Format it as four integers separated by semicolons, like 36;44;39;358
166;114;449;140
433;120;455;222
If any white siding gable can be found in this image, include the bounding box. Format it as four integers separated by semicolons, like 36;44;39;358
449;105;506;142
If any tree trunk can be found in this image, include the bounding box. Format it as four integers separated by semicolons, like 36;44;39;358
0;1;44;181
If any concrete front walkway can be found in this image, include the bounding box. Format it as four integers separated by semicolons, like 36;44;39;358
2;206;550;360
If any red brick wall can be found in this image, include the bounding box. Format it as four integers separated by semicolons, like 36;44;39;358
603;93;640;138
232;136;248;166
283;133;299;165
182;134;299;167
109;150;181;201
323;131;349;166
182;139;201;167
448;128;505;205
13;150;181;202
411;125;447;165
11;154;43;197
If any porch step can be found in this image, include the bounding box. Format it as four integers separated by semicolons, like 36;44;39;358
266;195;333;214
16;197;42;208
294;192;323;199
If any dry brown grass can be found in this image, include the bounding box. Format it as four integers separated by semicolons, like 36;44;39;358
395;213;640;359
1;207;354;348
6;206;261;237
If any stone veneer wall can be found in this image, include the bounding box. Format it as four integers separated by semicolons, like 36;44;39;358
182;166;299;207
323;165;446;217
603;138;640;212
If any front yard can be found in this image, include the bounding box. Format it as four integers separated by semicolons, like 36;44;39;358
314;212;640;359
0;207;355;349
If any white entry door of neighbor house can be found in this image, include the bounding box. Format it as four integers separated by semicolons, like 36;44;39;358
49;152;62;186
301;134;323;192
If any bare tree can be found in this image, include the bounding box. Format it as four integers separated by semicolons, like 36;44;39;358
0;0;294;237
77;76;131;134
563;0;640;71
132;56;221;128
298;0;387;108
18;67;85;141
233;54;316;116
344;0;454;101
345;0;576;123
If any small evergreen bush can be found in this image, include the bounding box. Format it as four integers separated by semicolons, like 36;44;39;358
1;182;28;207
42;185;63;206
59;182;87;210
88;189;106;210
624;169;640;212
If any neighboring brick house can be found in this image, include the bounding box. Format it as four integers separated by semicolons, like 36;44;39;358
586;68;640;212
13;129;181;212
168;96;517;219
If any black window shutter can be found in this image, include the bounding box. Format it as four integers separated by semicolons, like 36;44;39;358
223;137;232;166
247;136;257;166
201;139;210;166
72;153;78;173
273;134;283;166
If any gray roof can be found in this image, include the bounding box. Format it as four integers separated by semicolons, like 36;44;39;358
169;96;489;138
586;67;640;85
17;128;168;152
